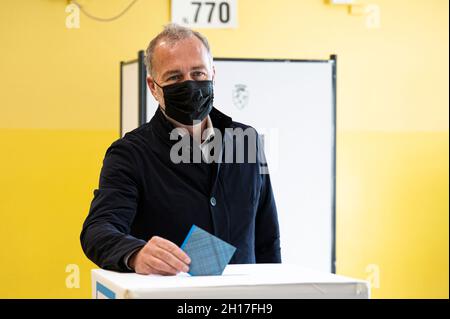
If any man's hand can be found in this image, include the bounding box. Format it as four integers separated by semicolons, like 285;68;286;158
128;236;191;275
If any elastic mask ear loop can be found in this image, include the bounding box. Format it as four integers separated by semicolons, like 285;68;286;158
152;80;166;115
153;79;163;89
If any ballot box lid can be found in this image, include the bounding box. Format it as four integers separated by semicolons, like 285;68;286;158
91;264;370;299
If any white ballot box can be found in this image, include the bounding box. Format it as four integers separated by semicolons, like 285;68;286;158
91;264;370;299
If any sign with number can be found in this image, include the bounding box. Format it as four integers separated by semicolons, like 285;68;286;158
171;0;237;29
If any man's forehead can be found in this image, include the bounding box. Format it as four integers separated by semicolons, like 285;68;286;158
155;35;205;52
152;36;211;75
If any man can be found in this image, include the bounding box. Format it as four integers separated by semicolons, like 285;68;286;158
80;24;281;275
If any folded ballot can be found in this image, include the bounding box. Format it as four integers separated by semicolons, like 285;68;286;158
180;225;236;276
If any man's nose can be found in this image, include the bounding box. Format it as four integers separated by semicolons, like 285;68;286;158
184;74;194;81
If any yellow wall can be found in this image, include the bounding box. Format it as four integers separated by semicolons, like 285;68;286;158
0;0;448;298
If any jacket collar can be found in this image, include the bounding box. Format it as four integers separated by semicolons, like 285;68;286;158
150;106;232;146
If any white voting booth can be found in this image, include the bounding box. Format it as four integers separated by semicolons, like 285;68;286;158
92;264;369;299
112;52;356;299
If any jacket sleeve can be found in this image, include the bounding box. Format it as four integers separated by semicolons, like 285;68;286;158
254;134;282;263
80;139;147;272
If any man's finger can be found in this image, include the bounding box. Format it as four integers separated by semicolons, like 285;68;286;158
142;261;173;276
154;246;189;273
147;256;179;275
154;237;191;264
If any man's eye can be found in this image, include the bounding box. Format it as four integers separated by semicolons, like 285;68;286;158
167;75;181;81
193;71;206;77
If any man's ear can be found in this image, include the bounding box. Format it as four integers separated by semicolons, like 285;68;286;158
212;65;216;85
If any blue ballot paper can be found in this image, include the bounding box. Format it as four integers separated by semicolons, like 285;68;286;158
180;225;236;276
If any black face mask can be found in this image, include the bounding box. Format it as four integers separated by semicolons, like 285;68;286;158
155;80;214;125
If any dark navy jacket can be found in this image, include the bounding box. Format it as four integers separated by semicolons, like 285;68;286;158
80;107;281;272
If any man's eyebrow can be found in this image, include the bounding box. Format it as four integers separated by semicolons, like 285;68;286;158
161;66;207;79
191;65;207;71
162;69;182;79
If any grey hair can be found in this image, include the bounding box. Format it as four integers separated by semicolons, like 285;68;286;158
144;23;212;77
